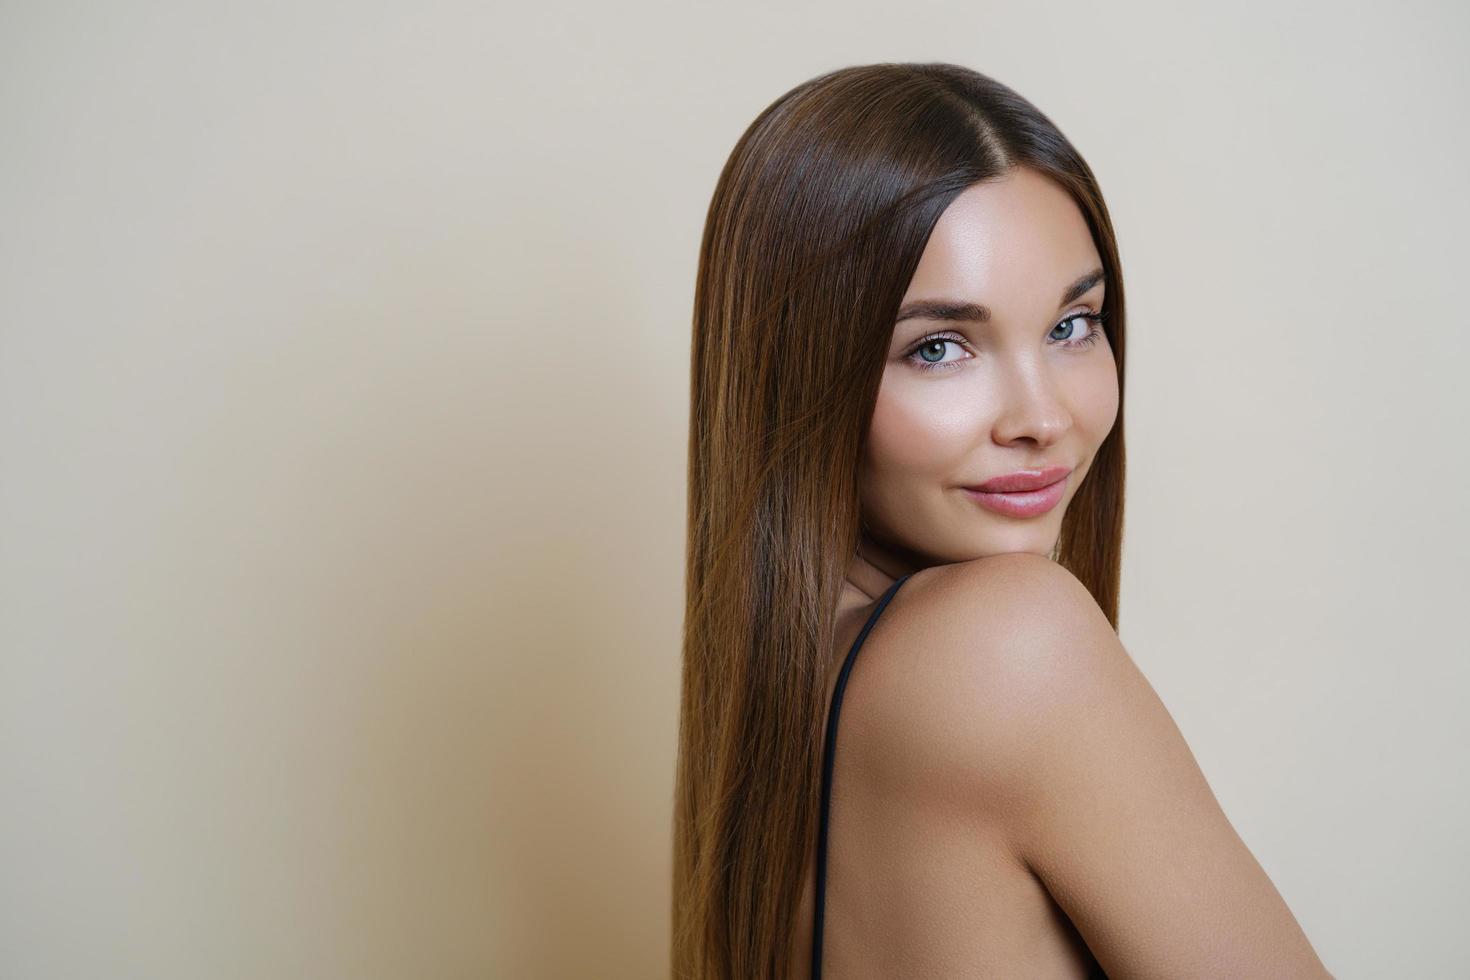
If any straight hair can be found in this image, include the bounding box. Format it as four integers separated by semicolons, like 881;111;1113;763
672;61;1128;978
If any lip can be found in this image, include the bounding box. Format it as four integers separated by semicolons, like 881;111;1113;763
967;466;1073;493
960;467;1071;518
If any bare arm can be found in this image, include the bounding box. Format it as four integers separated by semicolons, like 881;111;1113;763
882;554;1333;978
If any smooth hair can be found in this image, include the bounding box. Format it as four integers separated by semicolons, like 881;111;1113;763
672;61;1128;978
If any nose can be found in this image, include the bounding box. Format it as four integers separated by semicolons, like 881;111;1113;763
990;360;1071;448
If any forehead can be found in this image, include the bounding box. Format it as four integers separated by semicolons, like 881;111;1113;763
902;168;1101;305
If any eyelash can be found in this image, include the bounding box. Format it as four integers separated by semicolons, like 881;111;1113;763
902;309;1110;373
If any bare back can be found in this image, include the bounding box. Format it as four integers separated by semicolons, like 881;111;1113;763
790;568;1105;978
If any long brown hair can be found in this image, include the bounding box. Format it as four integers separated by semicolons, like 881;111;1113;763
672;62;1128;978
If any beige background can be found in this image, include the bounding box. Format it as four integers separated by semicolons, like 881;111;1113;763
2;0;1467;977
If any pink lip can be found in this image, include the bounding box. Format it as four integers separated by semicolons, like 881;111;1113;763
960;467;1071;518
968;466;1073;493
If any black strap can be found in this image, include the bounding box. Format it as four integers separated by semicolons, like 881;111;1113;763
811;572;912;978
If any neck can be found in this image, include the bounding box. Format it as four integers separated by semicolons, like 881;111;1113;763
844;528;926;601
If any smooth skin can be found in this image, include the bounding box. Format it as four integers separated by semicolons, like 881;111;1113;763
791;167;1332;977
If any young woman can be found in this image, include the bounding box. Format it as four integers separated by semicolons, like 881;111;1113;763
671;62;1332;979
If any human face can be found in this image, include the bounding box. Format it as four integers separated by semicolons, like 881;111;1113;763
858;166;1120;569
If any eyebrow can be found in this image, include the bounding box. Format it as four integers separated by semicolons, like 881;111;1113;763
894;266;1106;325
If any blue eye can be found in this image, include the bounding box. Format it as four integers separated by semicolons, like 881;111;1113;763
903;309;1109;373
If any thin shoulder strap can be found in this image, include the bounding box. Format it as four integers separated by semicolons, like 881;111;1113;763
811;572;913;979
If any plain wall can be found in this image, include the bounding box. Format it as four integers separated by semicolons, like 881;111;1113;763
2;0;1467;976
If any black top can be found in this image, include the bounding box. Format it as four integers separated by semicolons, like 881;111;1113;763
810;572;1107;979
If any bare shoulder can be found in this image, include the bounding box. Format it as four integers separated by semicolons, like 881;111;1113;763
906;550;1113;666
854;553;1125;814
854;554;1334;977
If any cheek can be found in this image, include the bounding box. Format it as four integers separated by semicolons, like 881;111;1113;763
1075;356;1121;439
859;375;981;544
862;375;988;536
865;379;977;480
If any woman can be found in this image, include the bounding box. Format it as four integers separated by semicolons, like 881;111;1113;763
671;62;1332;978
